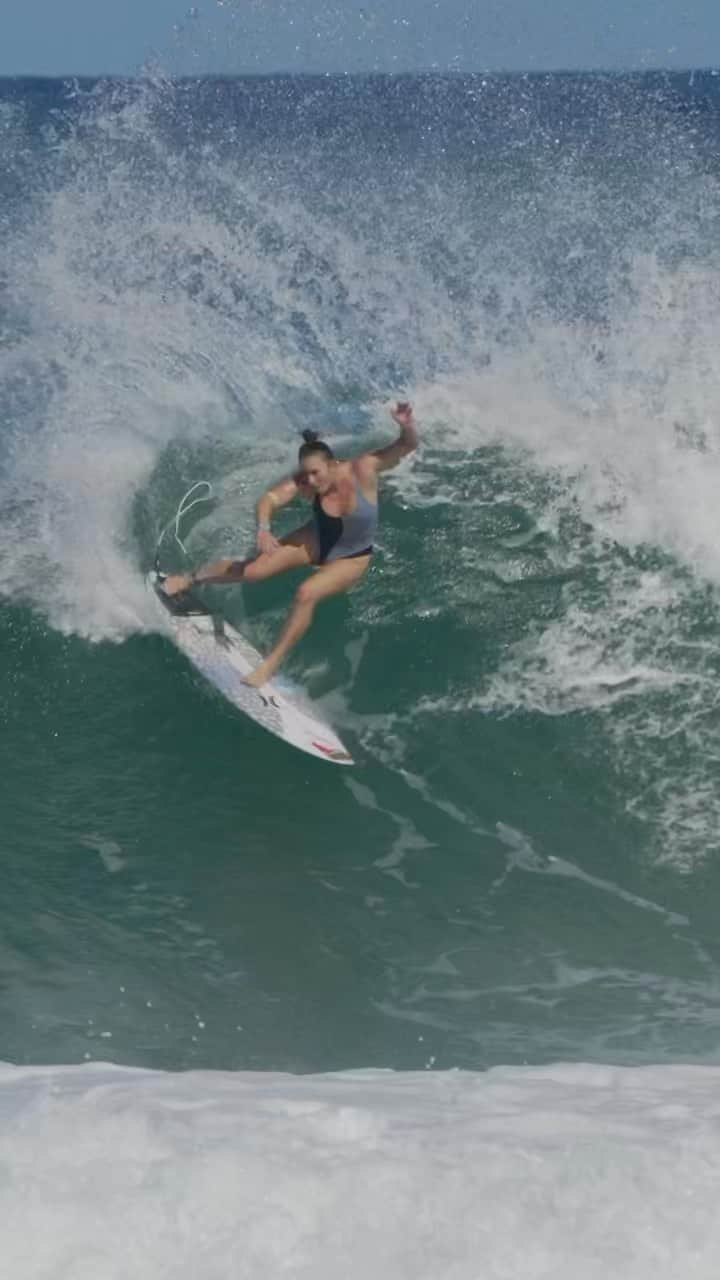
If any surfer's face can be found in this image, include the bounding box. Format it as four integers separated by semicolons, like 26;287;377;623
300;454;333;493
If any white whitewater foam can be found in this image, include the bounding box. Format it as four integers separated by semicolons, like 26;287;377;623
2;1060;720;1279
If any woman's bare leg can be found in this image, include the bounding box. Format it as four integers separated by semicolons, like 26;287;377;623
243;555;370;687
162;525;315;596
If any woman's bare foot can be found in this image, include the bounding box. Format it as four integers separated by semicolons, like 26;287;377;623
162;573;192;596
241;659;275;688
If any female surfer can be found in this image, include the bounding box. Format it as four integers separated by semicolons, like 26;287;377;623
162;401;418;687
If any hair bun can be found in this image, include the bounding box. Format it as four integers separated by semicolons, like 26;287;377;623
301;428;321;445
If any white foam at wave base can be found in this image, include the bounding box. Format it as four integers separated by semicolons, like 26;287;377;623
2;1061;720;1280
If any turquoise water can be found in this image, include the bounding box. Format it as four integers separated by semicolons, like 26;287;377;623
3;73;720;1075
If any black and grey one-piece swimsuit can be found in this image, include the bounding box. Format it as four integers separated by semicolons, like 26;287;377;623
312;479;378;564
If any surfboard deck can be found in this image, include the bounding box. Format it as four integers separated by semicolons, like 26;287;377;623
147;572;354;766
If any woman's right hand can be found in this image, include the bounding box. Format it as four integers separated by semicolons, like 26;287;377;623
257;529;281;556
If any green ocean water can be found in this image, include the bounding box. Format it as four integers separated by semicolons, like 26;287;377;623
4;439;720;1073
3;73;720;1074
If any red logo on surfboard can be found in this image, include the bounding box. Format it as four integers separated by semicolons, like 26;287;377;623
312;740;353;762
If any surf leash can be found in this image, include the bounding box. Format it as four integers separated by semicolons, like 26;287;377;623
154;481;214;576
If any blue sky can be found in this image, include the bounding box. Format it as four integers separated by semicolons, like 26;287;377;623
2;0;718;76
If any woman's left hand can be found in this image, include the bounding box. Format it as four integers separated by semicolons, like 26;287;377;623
391;401;414;429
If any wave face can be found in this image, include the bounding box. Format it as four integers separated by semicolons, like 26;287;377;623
2;73;720;1083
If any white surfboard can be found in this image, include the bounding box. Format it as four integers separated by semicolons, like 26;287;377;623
147;572;354;766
